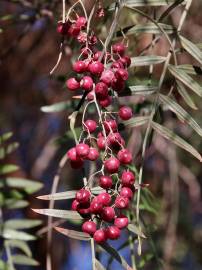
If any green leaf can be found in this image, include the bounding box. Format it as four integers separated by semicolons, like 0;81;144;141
0;260;7;270
94;259;106;270
32;209;83;220
128;224;146;238
176;81;198;110
0;178;43;194
177;64;202;75
11;255;39;266
168;65;202;96
5;240;32;257
151;121;202;162
120;85;158;96
1;229;36;241
41;101;71;113
159;94;202;136
180;35;202;65
54;227;90;241
110;0;178;9
126;23;175;35
0;143;19;159
100;242;132;270
130;55;166;67
4;219;42;230
0;132;13;144
123;116;149;127
0;164;19;175
3;199;29;209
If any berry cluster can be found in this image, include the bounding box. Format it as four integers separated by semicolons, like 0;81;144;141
59;11;136;243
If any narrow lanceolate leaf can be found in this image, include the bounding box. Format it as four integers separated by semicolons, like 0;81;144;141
151;121;202;162
0;178;43;194
4;219;42;230
5;240;32;257
130;56;166;67
32;209;83;220
128;85;158;95
126;23;175;35
0;132;13;144
128;224;146;238
109;0;179;9
180;35;202;65
94;259;106;270
41;101;71;113
1;229;36;241
11;255;39;266
54;227;90;241
0;164;19;175
123;116;149;128
168;65;202;96
0;142;19;159
159;94;202;136
176;81;198;110
100;242;132;270
4;199;29;209
177;64;202;75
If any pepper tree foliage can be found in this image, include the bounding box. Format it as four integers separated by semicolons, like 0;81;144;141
0;132;42;269
31;0;202;269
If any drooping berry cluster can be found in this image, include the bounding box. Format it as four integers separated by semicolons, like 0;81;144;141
59;11;136;243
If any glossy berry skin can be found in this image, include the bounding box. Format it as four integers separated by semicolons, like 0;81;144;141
67;147;79;162
104;157;120;173
95;82;108;100
84;120;97;133
57;22;70;35
70;159;84;169
71;199;80;211
121;170;135;186
99;175;113;189
76;16;87;29
107;133;125;148
114;215;129;229
115;196;129;209
66;78;80;91
80;76;93;91
76;143;90;158
73;61;86;73
97;136;106;150
100;70;115;86
103;120;117;133
76;189;91;203
77;204;91;216
120;187;134;200
120;56;131;67
115;69;128;81
90;199;103;214
87;147;99;161
111;61;124;69
112;43;126;56
68;24;80;37
119;106;133;120
99;96;112;108
82;221;96;235
97;192;111;206
101;207;115;222
93;229;107;243
106;226;120;240
117;149;132;164
89;61;104;75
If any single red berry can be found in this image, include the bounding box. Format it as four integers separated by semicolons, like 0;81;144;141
103;120;118;133
114;215;129;229
111;61;124;69
93;229;107;243
89;61;104;75
115;69;128;81
121;170;135;186
77;203;91;216
99;175;113;189
82;221;96;235
106;226;120;240
87;147;99;161
107;132;125;148
115;196;129;209
120;187;134;200
99;96;112;108
76;189;91;203
119;106;133;120
101;207;115;222
90;199;103;214
73;60;86;73
76;16;87;29
100;70;115;86
97;192;111;206
95;82;108;100
76;143;90;158
66;78;80;91
84;120;97;133
57;21;70;35
111;79;125;92
80;76;93;91
70;159;83;169
71;199;80;211
68;24;80;37
104;157;120;173
112;43;126;56
120;56;131;67
77;32;87;43
67;147;79;161
117;149;132;164
97;136;106;150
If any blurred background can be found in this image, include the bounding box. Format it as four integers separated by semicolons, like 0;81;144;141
0;0;202;269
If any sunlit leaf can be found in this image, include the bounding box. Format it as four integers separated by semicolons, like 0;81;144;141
130;55;166;67
5;240;32;257
123;116;149;127
4;219;42;230
1;229;36;241
177;64;202;75
41;101;72;113
3;199;29;209
32;209;83;220
11;255;39;266
180;35;202;65
119;85;157;96
0;164;19;175
151;121;202;161
109;0;180;9
128;224;146;238
0;132;13;144
168;65;202;96
54;227;90;241
126;23;175;35
176;81;198;110
0;143;19;159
